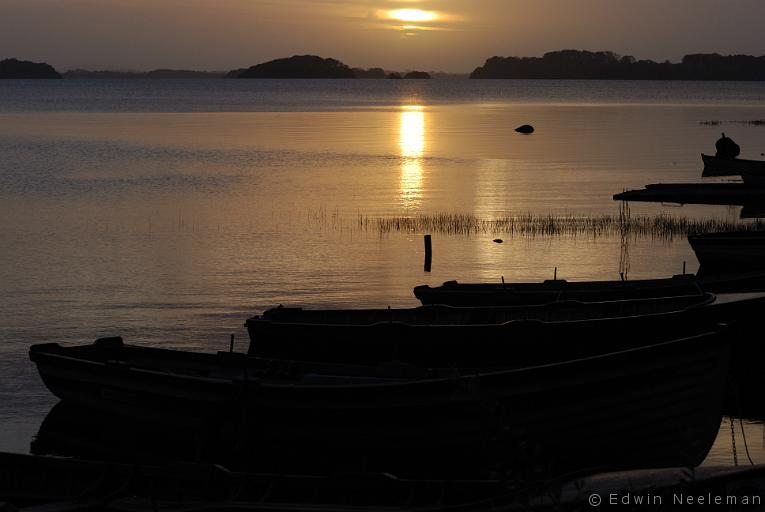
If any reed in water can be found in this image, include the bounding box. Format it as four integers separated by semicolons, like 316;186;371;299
309;206;765;239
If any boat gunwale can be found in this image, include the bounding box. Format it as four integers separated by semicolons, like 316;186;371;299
30;329;724;391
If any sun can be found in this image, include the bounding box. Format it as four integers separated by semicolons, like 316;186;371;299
387;8;438;23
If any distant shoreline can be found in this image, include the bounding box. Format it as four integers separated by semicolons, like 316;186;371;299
470;50;765;81
5;49;765;81
40;76;765;82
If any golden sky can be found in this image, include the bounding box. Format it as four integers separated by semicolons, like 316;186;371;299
3;0;765;72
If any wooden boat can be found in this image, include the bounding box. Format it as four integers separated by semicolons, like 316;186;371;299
244;292;765;366
689;231;765;276
613;182;765;207
702;153;765;181
30;331;728;478
413;274;702;307
414;272;765;307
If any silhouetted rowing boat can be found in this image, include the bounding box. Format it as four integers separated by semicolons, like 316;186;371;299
413;275;702;307
613;182;765;206
244;292;765;366
414;272;765;307
690;231;765;276
702;153;765;183
29;331;729;478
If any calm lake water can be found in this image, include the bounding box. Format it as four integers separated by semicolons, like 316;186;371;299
2;79;765;466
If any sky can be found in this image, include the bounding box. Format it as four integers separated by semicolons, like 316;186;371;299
3;0;765;72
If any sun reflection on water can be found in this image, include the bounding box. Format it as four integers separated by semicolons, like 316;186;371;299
399;106;425;209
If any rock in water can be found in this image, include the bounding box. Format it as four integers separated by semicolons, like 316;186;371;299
493;238;504;243
515;124;534;134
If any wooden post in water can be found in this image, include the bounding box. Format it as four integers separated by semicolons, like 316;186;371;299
424;235;432;272
230;334;235;353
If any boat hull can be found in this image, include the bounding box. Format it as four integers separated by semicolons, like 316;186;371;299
30;334;728;477
702;153;765;178
689;231;765;275
244;293;762;366
613;182;765;207
413;276;702;307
